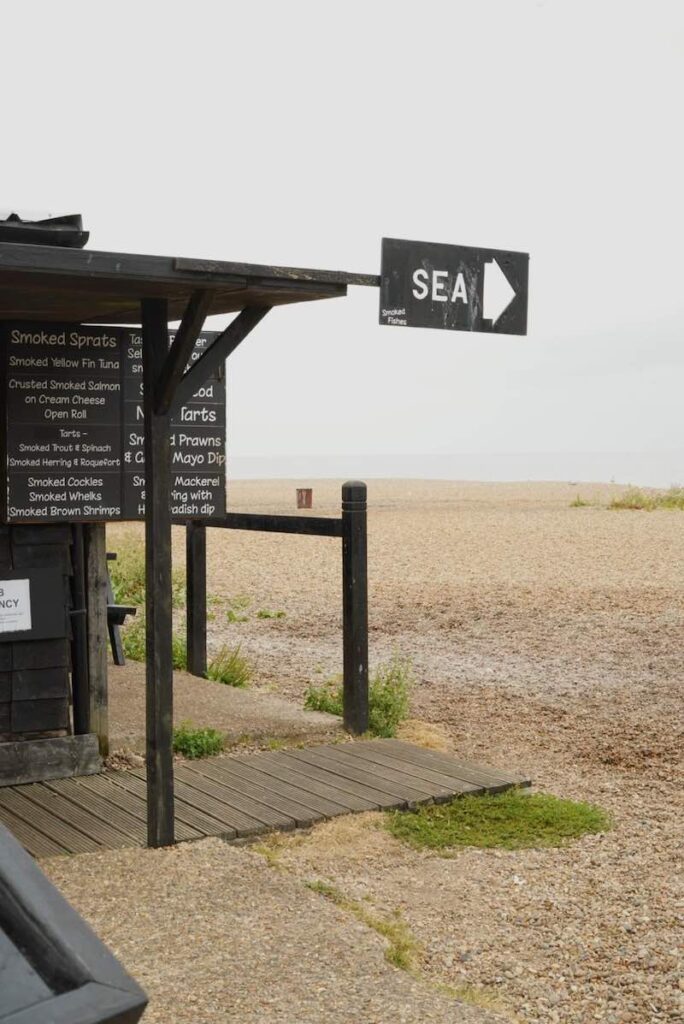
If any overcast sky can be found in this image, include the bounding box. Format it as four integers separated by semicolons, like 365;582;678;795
3;0;683;483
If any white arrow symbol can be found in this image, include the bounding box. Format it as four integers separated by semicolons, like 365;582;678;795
483;258;516;325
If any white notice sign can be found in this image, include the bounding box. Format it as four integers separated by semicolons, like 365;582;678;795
0;578;32;633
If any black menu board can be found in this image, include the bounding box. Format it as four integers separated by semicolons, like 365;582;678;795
2;323;226;523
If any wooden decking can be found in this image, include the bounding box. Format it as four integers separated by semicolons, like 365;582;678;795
0;740;530;858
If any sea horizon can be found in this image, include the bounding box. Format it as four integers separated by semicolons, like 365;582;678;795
227;452;683;488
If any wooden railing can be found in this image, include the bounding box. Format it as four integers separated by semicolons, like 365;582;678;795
185;481;369;735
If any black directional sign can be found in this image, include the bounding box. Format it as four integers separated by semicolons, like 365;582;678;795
379;237;529;336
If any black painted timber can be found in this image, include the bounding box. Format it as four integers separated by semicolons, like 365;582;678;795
154;288;213;415
186;521;207;677
341;482;369;734
142;297;175;848
210;512;344;537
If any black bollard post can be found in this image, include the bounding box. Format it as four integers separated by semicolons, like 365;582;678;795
341;481;369;734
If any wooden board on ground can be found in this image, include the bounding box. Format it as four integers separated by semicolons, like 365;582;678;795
0;739;530;857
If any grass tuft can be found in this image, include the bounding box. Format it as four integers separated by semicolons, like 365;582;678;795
173;722;224;759
569;493;591;507
207;643;253;688
304;654;412;738
305;880;420;971
387;789;611;852
609;486;684;510
257;608;286;619
109;541;186;608
121;617;186;669
225;594;251;623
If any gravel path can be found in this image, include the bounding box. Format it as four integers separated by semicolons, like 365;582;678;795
92;481;684;1021
44;838;501;1024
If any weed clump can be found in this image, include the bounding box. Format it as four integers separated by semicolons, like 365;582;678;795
387;789;611;852
109;540;186;608
609;486;684;510
173;722;224;759
121;617;187;670
207;643;252;688
304;654;412;738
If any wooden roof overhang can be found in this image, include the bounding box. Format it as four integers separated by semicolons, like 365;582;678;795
0;241;379;323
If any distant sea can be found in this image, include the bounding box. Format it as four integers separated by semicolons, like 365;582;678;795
228;453;684;488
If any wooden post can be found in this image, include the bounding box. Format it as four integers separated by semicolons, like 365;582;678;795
142;297;175;848
341;481;369;734
83;523;108;755
70;525;89;736
186;520;207;677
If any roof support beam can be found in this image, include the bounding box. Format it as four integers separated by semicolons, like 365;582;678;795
154;289;213;415
173;304;271;409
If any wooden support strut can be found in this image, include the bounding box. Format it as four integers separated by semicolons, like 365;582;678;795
154;289;213;416
172;304;271;409
142;297;175;848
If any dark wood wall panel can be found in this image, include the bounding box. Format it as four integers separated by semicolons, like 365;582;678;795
0;527;73;743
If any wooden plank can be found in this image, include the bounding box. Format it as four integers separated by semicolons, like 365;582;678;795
15;783;133;849
310;745;450;803
11;668;69;701
183;762;323;829
238;752;378;813
186;521;207;677
174;256;380;289
0;803;68;858
211;512;343;538
84;524;108;756
339;743;482;795
79;773;202;843
379;740;531;788
204;756;358;816
46;778;146;846
265;750;400;809
106;770;225;840
133;769;275;838
11;639;69;671
280;749;411;808
341;482;369;734
142;296;174;848
0;788;101;854
0;735;100;788
11;698;69;734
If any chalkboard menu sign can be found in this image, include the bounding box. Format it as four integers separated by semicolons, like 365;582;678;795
1;323;226;523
